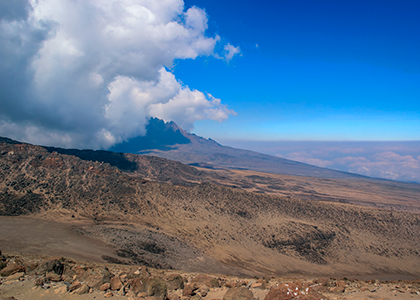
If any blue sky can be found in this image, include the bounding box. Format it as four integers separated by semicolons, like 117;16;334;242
176;0;420;141
0;0;419;182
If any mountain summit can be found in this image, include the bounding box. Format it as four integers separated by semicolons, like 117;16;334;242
110;118;190;152
110;118;364;180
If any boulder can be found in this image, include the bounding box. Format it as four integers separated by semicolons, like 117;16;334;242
54;285;68;294
74;283;90;295
85;271;111;289
250;280;266;289
5;272;24;281
0;263;25;277
183;283;198;296
25;261;38;272
329;280;346;293
46;271;62;282
128;277;146;294
146;277;168;300
192;274;220;287
225;281;239;288
34;276;46;286
223;287;253;300
197;285;209;297
168;292;181;300
100;282;111;291
110;275;123;291
68;280;82;292
71;265;89;281
166;274;184;290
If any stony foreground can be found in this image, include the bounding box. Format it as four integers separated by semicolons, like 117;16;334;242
1;252;420;300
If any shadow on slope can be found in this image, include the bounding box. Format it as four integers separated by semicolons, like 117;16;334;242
44;147;138;172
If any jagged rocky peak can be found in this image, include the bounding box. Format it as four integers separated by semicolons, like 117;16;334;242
109;117;191;153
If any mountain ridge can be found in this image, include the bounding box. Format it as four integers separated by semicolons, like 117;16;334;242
109;118;368;180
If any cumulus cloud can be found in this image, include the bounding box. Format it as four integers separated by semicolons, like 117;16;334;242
214;43;241;62
222;43;241;62
0;0;238;148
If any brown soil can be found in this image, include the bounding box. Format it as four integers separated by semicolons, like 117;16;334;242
0;216;115;263
1;139;420;279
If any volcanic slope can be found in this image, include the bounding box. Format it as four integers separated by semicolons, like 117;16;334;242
110;118;364;179
1;137;420;278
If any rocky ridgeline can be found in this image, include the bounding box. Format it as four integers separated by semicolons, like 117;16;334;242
1;252;420;300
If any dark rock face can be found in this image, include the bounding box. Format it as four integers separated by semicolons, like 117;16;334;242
0;261;6;271
110;117;190;153
35;259;65;276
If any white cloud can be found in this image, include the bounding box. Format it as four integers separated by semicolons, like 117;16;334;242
148;79;236;131
279;147;420;183
218;43;241;62
344;151;420;182
278;151;334;168
0;0;238;149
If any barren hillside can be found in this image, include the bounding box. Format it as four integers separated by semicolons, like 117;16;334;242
1;137;420;278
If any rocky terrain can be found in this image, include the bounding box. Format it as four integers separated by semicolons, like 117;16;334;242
1;251;420;300
1;136;420;280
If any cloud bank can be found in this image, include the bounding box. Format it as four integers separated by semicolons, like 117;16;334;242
219;140;420;183
0;0;239;149
275;142;420;183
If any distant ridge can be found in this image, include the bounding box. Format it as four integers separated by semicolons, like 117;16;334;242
110;118;367;180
